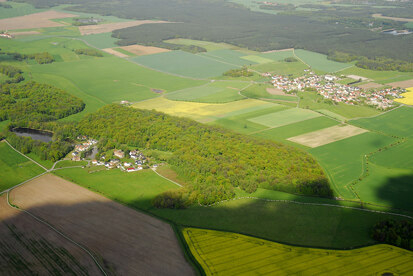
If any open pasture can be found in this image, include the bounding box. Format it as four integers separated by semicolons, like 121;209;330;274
133;50;237;79
294;49;352;73
9;174;194;275
241;55;273;64
30;56;205;104
287;125;368;148
261;49;295;61
119;44;170;56
80;32;120;49
133;97;277;123
0;10;76;30
0;2;44;19
248;108;321;128
340;67;413;84
78;20;172;35
0;142;44;192
183;228;413;276
165;81;247;103
199;49;254;67
252;60;309;77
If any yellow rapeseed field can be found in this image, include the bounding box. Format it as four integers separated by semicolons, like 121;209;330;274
395;87;413;105
183;228;413;275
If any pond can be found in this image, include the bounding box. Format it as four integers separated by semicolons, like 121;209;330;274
12;128;53;143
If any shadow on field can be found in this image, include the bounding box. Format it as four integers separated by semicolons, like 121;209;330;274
376;173;413;212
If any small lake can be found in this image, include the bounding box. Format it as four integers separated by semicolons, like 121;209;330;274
12;128;53;143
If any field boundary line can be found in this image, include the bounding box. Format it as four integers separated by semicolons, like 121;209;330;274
6;189;108;276
4;139;48;171
0;172;48;196
201;196;413;220
292;49;310;68
152;168;182;187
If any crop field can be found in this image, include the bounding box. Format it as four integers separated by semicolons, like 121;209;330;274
316;109;347;122
119;44;170;56
30;56;205;104
0;2;44;19
241;55;273;64
395;87;413;105
133;50;237;78
55;168;402;248
80;33;120;49
165;81;248;103
164;38;241;52
133;97;276;123
199;49;255;66
294;49;352;73
183;228;413;276
298;91;381;118
0;10;76;30
78;20;171;35
0;195;102;275
102;47;129;58
287;125;368;148
309;132;395;199
252;116;339;148
340;67;413;84
261;49;295;61
0;142;44;192
252;60;309;77
241;85;299;102
248;108;321;128
9;174;193;275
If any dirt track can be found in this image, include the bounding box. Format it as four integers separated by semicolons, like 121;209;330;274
9;174;194;275
0;11;76;30
0;195;101;275
79;20;172;35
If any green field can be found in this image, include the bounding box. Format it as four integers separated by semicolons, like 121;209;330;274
261;50;295;61
309;132;395;199
165;81;248;103
294;49;353;73
252;60;309;77
298;91;382;119
240;54;273;64
80;33;120;49
183;228;413;276
248;108;321;128
0;142;45;192
133;50;238;79
241;84;299;102
164;38;239;52
0;2;43;19
340;67;413;84
54;160;88;169
54;167;404;248
199;49;255;67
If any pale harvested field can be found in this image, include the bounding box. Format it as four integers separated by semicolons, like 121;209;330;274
0;195;101;275
120;44;170;56
0;11;76;30
262;48;294;53
267;87;288;95
347;75;369;81
79;20;172;35
358;82;383;90
388;79;413;88
288;125;368;148
102;48;129;58
9;174;194;276
9;31;41;36
372;14;413;22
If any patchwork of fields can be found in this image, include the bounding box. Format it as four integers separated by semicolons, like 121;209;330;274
183;228;413;276
248;108;321;128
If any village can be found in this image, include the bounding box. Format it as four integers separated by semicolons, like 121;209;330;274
72;136;157;173
266;70;405;110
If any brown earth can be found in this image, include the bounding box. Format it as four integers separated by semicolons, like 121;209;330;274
262;48;294;54
79;20;172;35
266;87;294;96
358;82;384;90
0;11;76;30
9;174;194;276
102;48;129;58
0;195;101;275
388;79;413;88
119;44;171;56
287;125;368;148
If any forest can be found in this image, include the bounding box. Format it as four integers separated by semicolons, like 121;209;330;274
74;48;103;57
372;220;413;250
0;49;54;64
77;104;332;206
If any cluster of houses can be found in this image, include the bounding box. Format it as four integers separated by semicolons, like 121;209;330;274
92;149;153;173
71;137;98;161
0;32;13;39
268;71;405;109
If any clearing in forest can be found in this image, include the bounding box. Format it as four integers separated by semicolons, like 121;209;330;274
119;44;170;56
78;20;172;35
287;125;368;148
248;108;321;128
8;174;194;276
0;10;76;30
183;228;413;276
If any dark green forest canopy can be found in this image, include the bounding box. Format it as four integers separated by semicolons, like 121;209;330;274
78;104;331;205
0;81;85;122
14;0;413;61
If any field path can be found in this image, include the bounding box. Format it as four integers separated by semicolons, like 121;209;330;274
3;139;48;171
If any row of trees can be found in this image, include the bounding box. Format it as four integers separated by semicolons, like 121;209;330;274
77;104;332;206
0;50;54;64
372;220;413;250
74;48;103;57
223;67;253;77
0;65;24;84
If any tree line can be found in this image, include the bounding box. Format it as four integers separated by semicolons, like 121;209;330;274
372;220;413;251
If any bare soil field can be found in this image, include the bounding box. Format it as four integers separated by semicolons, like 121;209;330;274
388;79;413;88
9;174;194;276
347;75;369;81
79;20;172;35
119;44;171;56
288;125;368;148
0;11;76;30
372;14;413;22
102;48;129;58
0;195;101;275
262;48;294;53
267;87;288;96
358;82;383;90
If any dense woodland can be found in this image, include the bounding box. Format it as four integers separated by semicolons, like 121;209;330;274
372;220;413;250
223;67;253;78
0;65;24;83
74;48;103;57
78;104;331;206
0;50;54;64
